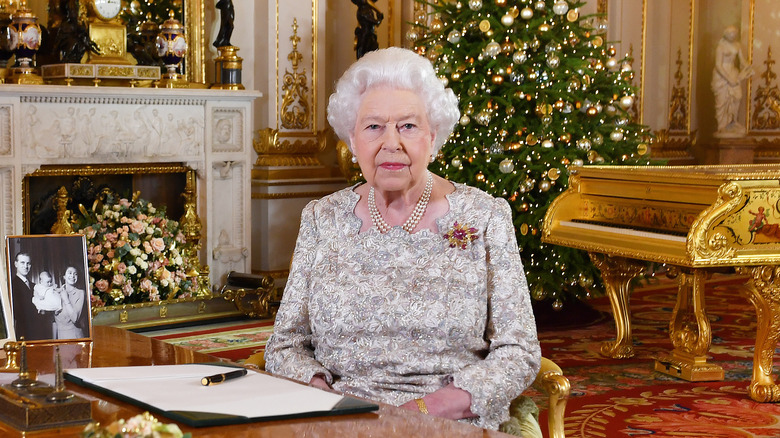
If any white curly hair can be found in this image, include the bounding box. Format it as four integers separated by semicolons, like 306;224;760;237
327;47;460;155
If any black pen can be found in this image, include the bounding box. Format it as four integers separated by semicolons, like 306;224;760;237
201;368;248;386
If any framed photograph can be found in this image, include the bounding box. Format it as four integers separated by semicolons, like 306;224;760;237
5;235;92;343
0;246;13;344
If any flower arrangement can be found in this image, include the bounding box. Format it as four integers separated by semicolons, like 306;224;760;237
73;192;196;308
82;412;190;438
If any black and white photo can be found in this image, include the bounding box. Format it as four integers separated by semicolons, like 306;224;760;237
5;235;92;342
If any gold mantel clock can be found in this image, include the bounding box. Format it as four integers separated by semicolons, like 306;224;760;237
83;0;136;64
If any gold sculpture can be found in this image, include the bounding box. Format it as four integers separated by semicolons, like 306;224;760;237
50;186;75;234
280;18;310;130
751;46;780;130
179;169;210;296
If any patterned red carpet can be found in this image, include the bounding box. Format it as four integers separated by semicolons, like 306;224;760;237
536;275;780;438
147;275;780;437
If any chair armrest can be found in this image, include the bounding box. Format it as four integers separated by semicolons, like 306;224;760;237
534;357;571;438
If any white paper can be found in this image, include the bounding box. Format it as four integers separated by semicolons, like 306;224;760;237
65;364;347;418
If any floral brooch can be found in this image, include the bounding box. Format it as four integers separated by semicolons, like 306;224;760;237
443;221;480;249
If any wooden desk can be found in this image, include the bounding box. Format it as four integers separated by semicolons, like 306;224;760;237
1;326;511;437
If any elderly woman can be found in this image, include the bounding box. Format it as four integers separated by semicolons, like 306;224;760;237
265;47;541;432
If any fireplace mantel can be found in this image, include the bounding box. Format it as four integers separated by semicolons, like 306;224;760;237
0;84;262;292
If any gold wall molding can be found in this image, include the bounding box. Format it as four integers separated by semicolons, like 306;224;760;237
751;47;780;131
281;18;311;130
652;129;696;161
669;48;689;132
253;127;327;167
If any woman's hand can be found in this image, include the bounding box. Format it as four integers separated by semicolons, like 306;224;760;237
399;383;477;420
309;374;331;390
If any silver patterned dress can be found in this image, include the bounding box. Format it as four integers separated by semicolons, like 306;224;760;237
265;182;541;430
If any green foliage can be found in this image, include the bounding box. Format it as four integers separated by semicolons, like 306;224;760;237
411;0;654;304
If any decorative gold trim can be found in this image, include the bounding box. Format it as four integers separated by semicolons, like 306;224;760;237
597;0;608;15
746;0;756;131
668;48;688;131
312;0;319;132
281;19;311;130
687;182;741;261
92;291;215;317
751;46;780;130
253;127;327;166
652;129;696;160
185;0;205;84
687;0;694;133
253;269;289;279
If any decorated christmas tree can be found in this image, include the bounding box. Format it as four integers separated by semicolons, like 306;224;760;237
409;0;653;308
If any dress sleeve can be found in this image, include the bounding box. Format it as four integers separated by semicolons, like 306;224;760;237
451;197;542;427
265;200;334;385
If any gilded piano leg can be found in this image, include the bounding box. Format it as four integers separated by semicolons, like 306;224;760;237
737;265;780;402
654;268;724;381
589;253;645;359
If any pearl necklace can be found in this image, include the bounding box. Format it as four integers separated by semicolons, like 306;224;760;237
368;173;433;234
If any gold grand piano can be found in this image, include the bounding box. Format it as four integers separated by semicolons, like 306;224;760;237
542;164;780;402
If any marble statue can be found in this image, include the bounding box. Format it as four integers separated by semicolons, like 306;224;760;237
711;26;753;136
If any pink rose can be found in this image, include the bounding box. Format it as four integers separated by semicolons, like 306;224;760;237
119;198;131;207
117;262;127;273
112;274;126;285
140;279;153;291
129;220;145;234
150;237;165;252
95;279;109;292
122;283;133;296
143;241;152;253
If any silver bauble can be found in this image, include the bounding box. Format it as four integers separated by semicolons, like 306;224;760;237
520;7;533;19
610;130;624;142
546;55;560;68
447;29;462;44
468;0;483;11
542;139;554;148
451;157;463;168
513;50;527;64
619;95;634;110
499;159;515;174
552;1;569;15
485;41;501;57
459;115;471;125
501;13;514;27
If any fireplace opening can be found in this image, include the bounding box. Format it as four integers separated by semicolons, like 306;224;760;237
24;164;191;235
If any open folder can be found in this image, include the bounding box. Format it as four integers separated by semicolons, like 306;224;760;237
65;363;378;427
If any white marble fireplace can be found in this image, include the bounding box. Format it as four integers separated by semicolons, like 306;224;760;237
0;84;261;293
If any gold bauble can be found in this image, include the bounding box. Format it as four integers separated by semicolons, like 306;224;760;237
492;74;504;84
476;171;486;182
431;16;444;33
496;0;507;6
586;106;598;116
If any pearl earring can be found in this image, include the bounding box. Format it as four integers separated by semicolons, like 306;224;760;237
351;156;358;164
430;155;435;163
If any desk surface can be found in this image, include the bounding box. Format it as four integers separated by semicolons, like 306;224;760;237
1;326;511;437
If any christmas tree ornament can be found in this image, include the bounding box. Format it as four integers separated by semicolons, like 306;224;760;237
607;45;617;56
479;19;491;33
619;95;634;109
530;37;540;50
492;74;503;84
605;105;617;116
586;106;597;116
552;299;563;310
572;158;584;167
485;41;501;57
430;15;444;33
520;7;533;19
539;180;551;191
637;143;649;155
475;110;491;125
547;168;561;181
499;159;515;174
539;23;550;32
468;0;483;11
566;8;579;21
546;54;560;68
501;13;514;27
451;157;463;168
534;1;546;11
559;132;571;143
542;139;554;148
552;1;569;15
476;171;485;182
541;115;552;125
606;57;618;70
506;105;515;115
495;0;507;6
414;9;427;22
512;50;527;64
610;129;624;142
447;29;462;44
459;115;470;125
592;132;604;145
576;138;591;150
526;134;538;145
451;71;461;81
621;61;633;72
